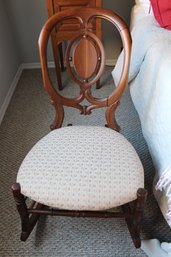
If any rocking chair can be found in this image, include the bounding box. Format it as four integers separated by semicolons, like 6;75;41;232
12;7;147;248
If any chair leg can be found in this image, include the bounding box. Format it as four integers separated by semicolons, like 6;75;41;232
54;46;63;91
122;188;147;248
59;43;65;72
96;79;101;89
11;183;42;241
131;188;147;248
51;37;63;91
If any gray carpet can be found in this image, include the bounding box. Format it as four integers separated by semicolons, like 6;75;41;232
0;67;171;257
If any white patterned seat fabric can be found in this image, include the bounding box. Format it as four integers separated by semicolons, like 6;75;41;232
17;126;144;211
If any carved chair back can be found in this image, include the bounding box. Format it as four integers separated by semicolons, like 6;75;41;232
38;7;131;131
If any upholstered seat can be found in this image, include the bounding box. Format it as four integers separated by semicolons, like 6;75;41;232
17;126;144;210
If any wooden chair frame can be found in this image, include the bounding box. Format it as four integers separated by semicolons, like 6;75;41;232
12;7;147;248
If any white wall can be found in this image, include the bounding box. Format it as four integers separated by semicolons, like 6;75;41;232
4;0;135;63
103;0;135;60
4;0;50;63
104;0;134;25
0;0;20;122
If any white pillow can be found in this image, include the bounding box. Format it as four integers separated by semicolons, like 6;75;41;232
130;4;153;30
135;0;150;4
135;0;151;13
142;3;152;13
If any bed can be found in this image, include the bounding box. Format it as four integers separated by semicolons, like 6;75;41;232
112;0;171;228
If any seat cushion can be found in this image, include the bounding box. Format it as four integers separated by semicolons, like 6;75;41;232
17;126;144;210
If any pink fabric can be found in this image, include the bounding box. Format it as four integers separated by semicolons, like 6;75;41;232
150;0;171;30
155;166;171;224
155;166;171;191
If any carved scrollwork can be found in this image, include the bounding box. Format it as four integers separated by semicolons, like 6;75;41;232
39;8;131;131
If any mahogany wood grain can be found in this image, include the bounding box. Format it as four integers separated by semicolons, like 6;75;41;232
73;38;98;79
46;0;102;90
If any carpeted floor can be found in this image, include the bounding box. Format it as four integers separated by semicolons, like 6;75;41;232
0;67;171;257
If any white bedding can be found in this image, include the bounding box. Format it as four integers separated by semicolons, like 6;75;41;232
112;8;171;227
130;2;153;30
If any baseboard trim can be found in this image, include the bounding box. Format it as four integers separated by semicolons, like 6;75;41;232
0;59;116;125
22;60;116;69
21;62;55;69
105;59;117;66
0;66;23;125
